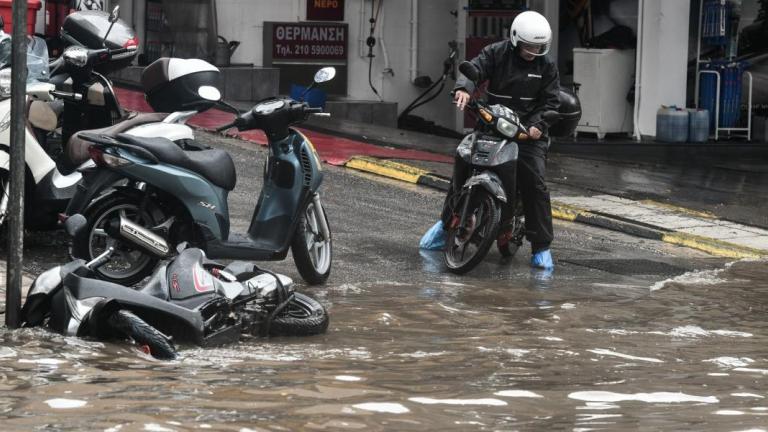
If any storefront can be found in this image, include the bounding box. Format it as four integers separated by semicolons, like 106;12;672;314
33;0;766;141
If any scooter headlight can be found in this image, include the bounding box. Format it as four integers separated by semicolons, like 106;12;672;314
496;117;519;139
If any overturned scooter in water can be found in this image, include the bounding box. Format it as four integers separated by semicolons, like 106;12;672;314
20;215;329;360
66;67;337;286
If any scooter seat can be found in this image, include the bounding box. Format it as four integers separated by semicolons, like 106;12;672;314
115;133;237;191
65;111;169;172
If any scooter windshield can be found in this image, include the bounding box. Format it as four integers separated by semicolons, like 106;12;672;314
0;35;50;81
490;104;519;123
26;36;50;82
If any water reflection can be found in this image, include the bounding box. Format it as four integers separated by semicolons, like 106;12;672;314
0;259;766;430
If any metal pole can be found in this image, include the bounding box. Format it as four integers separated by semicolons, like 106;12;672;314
5;0;28;329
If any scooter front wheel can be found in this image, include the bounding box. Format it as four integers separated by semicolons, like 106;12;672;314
107;310;177;360
291;197;332;285
444;189;501;274
269;292;329;336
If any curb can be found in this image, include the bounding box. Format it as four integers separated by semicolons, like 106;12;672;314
346;156;451;190
344;155;765;260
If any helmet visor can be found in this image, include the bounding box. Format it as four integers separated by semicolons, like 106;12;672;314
519;41;550;57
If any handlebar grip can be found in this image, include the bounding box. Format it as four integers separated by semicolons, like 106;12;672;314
305;107;323;113
50;90;84;101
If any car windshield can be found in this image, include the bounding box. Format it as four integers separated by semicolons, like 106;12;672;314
0;34;50;82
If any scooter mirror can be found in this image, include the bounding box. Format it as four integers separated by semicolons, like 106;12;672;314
63;46;88;68
314;67;336;84
64;214;88;238
109;6;120;23
458;61;480;83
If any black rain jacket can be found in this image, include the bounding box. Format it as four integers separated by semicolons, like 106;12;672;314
455;40;560;131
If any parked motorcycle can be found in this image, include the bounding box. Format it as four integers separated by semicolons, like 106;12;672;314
0;7;221;231
20;214;329;360
65;67;337;286
442;61;578;274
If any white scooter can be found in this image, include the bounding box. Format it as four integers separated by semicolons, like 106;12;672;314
0;45;221;230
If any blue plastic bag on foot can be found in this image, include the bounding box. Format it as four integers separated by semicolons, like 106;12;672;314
419;220;446;250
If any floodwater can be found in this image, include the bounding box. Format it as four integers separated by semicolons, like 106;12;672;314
1;257;767;431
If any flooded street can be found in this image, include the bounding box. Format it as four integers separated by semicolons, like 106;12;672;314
2;134;766;430
1;256;766;431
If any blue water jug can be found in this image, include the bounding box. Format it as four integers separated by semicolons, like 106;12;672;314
688;109;710;143
656;106;689;143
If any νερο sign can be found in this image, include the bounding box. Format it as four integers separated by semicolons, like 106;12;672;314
307;0;345;21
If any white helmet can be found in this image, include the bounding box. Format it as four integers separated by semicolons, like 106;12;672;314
510;11;552;57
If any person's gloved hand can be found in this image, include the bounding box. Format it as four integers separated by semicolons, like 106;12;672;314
529;126;542;140
454;90;471;111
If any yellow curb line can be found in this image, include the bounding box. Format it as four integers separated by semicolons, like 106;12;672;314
346;156;428;184
551;202;587;222
640;199;718;219
661;232;764;260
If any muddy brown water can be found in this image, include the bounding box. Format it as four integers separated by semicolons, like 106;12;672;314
1;258;767;431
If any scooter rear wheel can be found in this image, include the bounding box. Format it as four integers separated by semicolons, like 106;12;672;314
73;192;162;286
107;310;177;360
269;292;329;336
291;198;332;285
444;190;501;274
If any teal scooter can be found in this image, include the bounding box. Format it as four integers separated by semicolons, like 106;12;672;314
66;68;336;286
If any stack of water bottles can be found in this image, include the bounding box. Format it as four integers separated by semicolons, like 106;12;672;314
656;106;710;143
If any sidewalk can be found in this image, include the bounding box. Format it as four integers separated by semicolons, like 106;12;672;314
114;86;768;260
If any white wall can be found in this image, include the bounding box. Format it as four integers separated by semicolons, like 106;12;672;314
217;0;460;129
635;0;691;138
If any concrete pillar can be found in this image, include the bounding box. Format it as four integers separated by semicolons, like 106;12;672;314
635;0;691;139
528;0;559;64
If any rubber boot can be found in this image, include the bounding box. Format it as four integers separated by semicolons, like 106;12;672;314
531;249;554;270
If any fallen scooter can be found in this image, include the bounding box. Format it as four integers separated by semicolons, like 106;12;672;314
20;215;329;360
65;67;337;286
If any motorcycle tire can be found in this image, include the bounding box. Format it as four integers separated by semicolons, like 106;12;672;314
291;198;332;285
107;310;177;360
269;292;329;337
444;189;501;274
72;192;162;286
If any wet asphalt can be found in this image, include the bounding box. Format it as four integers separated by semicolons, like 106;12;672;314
7;130;768;431
14;129;727;286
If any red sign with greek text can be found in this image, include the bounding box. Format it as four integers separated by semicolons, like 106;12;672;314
307;0;344;21
273;23;347;60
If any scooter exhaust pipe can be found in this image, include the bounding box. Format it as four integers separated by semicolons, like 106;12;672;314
107;216;171;257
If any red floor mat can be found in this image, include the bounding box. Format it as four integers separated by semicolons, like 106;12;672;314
115;87;452;166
